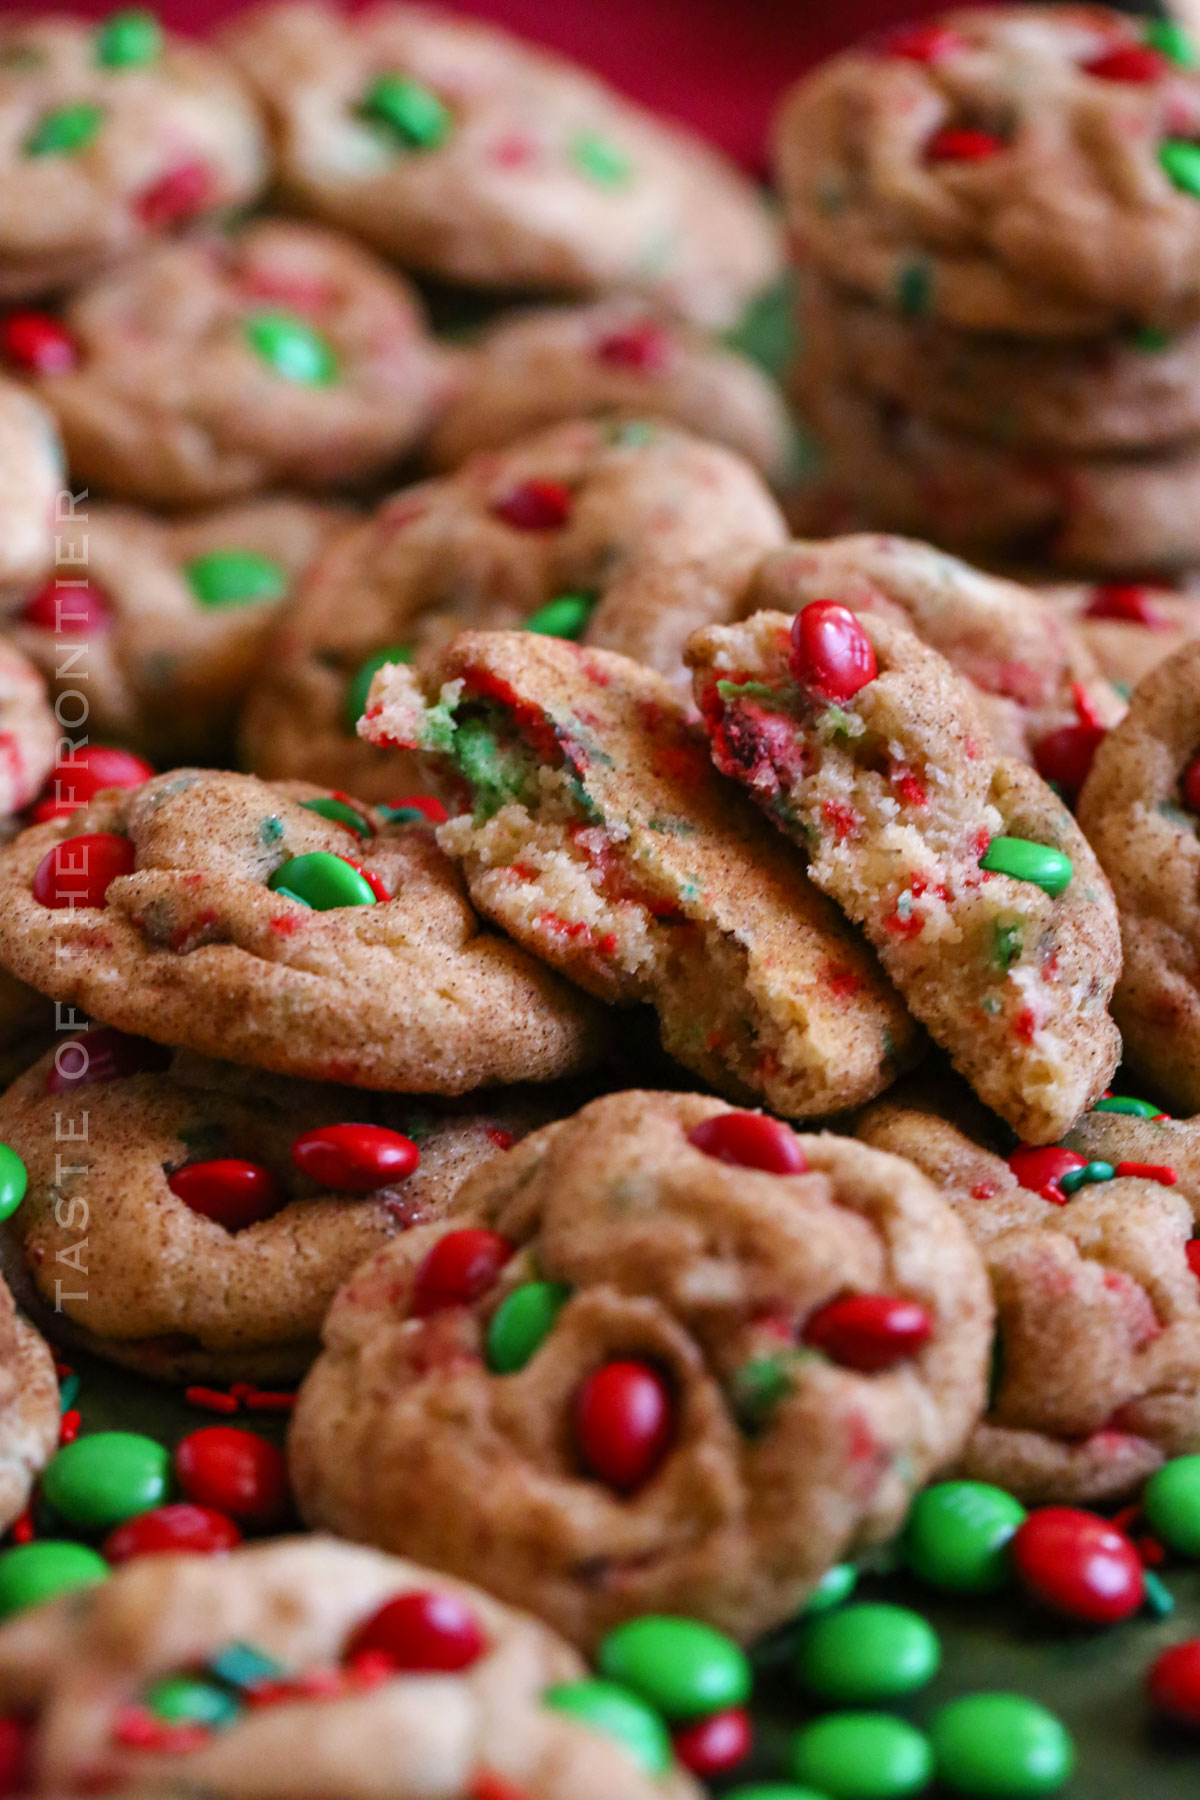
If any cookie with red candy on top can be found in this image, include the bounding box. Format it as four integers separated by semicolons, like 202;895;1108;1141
0;771;609;1094
0;1036;570;1384
857;1073;1200;1503
685;604;1121;1142
1044;577;1200;694
0;10;266;303
0;1272;57;1536
241;417;787;802
0;378;62;594
775;6;1200;337
0;1535;702;1799
359;630;919;1119
291;1091;991;1647
221;1;779;330
21;220;447;507
426;300;795;484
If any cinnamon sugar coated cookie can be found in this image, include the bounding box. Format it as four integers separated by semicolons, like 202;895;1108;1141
7;496;352;763
361;631;919;1117
241;418;787;799
775;5;1200;336
0;379;62;592
686;608;1121;1140
0;1041;568;1382
1079;639;1200;1113
858;1076;1200;1502
24;221;448;505
0;1278;57;1535
0;640;57;823
0;772;608;1091
222;1;780;328
291;1091;991;1646
1045;577;1200;693
0;11;267;301
0;1535;702;1797
427;300;796;482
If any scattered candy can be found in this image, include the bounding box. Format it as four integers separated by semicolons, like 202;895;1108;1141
1149;1638;1200;1725
0;1540;108;1620
574;1360;673;1491
244;312;337;386
486;1281;570;1373
1;310;76;375
95;8;163;67
411;1228;513;1316
32;832;134;909
543;1680;672;1777
380;793;447;825
789;601;877;703
0;1146;25;1223
789;1711;934;1800
979;838;1072;897
185;550;287;609
597;1616;751;1720
359;74;451;150
167;1159;282;1232
174;1427;289;1529
795;1602;941;1704
672;1706;753;1776
1143;1455;1200;1556
291;1123;419;1193
1006;1144;1087;1204
42;1431;170;1531
687;1111;808;1174
904;1481;1026;1593
267;851;377;910
930;1693;1074;1796
345;1590;487;1672
1146;18;1200;67
1011;1508;1144;1625
344;645;412;731
802;1294;932;1372
103;1502;242;1563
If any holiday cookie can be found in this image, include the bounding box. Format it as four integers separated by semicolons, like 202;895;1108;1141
241;418;787;801
774;6;1200;336
0;969;53;1089
0;640;56;825
858;1076;1200;1501
0;1535;701;1798
1044;577;1200;693
686;607;1121;1141
0;379;62;593
24;220;447;506
7;496;353;764
291;1091;992;1646
748;533;1123;776
0;772;608;1093
0;1037;568;1383
361;632;918;1118
0;10;267;301
0;1276;57;1535
427;300;795;483
222;0;779;329
1079;639;1200;1113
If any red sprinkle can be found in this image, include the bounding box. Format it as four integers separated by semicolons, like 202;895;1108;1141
411;1228;514;1317
9;1510;33;1546
1012;1507;1144;1625
244;1389;295;1413
291;1123;419;1193
1034;722;1106;800
20;579;112;635
1187;1240;1200;1282
103;1502;241;1563
594;320;675;373
803;1293;932;1371
1115;1161;1178;1185
335;853;391;902
673;1707;753;1777
469;1775;535;1800
1;310;76;375
687;1111;808;1175
344;1590;488;1673
174;1427;290;1529
1084;584;1170;629
135;159;213;227
574;1360;673;1492
491;478;573;531
927;126;1007;163
1084;44;1166;82
58;1409;81;1446
168;1160;282;1232
789;600;877;703
880;22;967;61
32;831;133;910
1007;1144;1088;1204
184;1386;241;1414
1149;1639;1200;1726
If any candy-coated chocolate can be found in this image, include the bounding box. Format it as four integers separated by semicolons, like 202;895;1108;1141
688;1111;808;1174
492;479;573;530
789;601;877;703
25;103;104;157
1011;1508;1144;1624
291;1123;419;1192
244;312;337;386
574;1361;673;1491
0;1541;108;1620
522;594;595;639
543;1680;672;1777
597;1616;751;1720
930;1693;1074;1796
486;1281;569;1373
411;1229;513;1316
31;745;154;822
1;311;76;375
167;1159;281;1232
95;9;163;68
20;579;111;634
103;1502;242;1563
359;74;451;150
1144;1455;1200;1556
905;1482;1026;1593
802;1294;931;1371
789;1711;934;1799
804;1563;858;1615
32;832;133;909
979;838;1072;897
185;550;287;609
299;797;372;838
345;1589;488;1672
0;1145;26;1223
145;1674;240;1727
42;1431;170;1531
1149;1638;1200;1725
267;852;377;910
795;1603;940;1704
174;1427;289;1528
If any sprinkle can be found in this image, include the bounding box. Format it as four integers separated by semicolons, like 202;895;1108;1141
58;1408;81;1446
243;1390;296;1414
1143;1569;1176;1617
185;1386;240;1415
1115;1162;1178;1185
58;1373;80;1411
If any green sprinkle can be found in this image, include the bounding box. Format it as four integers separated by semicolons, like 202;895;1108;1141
896;260;932;318
1113;682;1133;701
146;1674;240;1728
716;678;782;704
271;885;310;908
185;549;287;609
259;815;284;846
1131;324;1172;352
359;74;451;150
343;645;412;732
991;921;1023;971
1158;800;1194;827
570;130;634;187
59;1373;81;1412
244;312;338;386
731;1354;811;1433
1147;18;1200;68
207;1643;283;1690
979;836;1072;897
522;593;596;639
1058;1159;1114;1196
25;103;104;157
1094;1096;1163;1119
1143;1569;1175;1617
981;996;1002;1015
1161;139;1200;200
300;796;371;837
608;418;656;447
95;8;162;68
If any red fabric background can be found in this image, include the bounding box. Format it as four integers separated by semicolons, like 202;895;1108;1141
57;0;943;170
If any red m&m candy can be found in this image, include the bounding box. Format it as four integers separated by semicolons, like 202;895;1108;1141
174;1427;290;1529
411;1229;513;1317
291;1123;419;1193
1084;583;1169;627
345;1590;488;1673
687;1111;807;1174
103;1502;242;1564
1012;1507;1144;1625
789;602;878;703
20;580;111;634
0;1715;31;1798
595;320;674;373
492;479;573;530
1034;723;1106;800
574;1361;673;1492
802;1294;932;1371
927;126;1007;162
29;745;154;822
135;159;212;227
1150;1639;1200;1725
1007;1144;1088;1202
1182;754;1200;814
45;1027;168;1094
1;310;76;375
1084;44;1165;82
32;832;134;909
167;1160;281;1232
672;1706;752;1777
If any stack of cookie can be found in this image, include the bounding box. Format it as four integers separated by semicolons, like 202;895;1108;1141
775;4;1200;581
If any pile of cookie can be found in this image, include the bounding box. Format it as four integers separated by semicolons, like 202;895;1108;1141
3;2;1200;1796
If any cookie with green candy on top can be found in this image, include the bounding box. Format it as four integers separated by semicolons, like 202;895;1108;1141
685;604;1121;1142
358;629;919;1119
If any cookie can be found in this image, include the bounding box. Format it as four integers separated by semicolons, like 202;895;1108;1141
24;220;448;506
0;968;53;1088
1078;638;1200;1113
858;1075;1200;1502
748;533;1124;773
241;418;787;801
0;378;62;592
0;1275;57;1535
686;607;1122;1141
361;632;919;1118
427;300;795;483
0;10;267;301
0;1037;569;1383
222;0;779;329
0;1535;701;1798
7;496;353;764
0;639;56;825
774;6;1200;336
1044;577;1200;693
0;772;609;1093
799;267;1200;454
291;1090;992;1646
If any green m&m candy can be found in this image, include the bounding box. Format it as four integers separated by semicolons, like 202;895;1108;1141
795;1602;940;1705
95;8;163;67
344;645;412;732
1093;1095;1163;1118
42;1430;170;1531
359;74;451;150
904;1481;1026;1594
25;102;104;157
789;1712;934;1800
1147;19;1200;67
1161;139;1200;199
544;1679;672;1777
146;1674;241;1728
267;852;376;911
803;1562;858;1616
244;312;338;386
0;1541;109;1619
185;550;287;609
931;1694;1074;1796
522;593;596;639
1144;1454;1200;1556
0;1143;27;1222
300;796;371;838
978;838;1072;897
570;130;634;187
486;1281;569;1373
597;1615;751;1721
